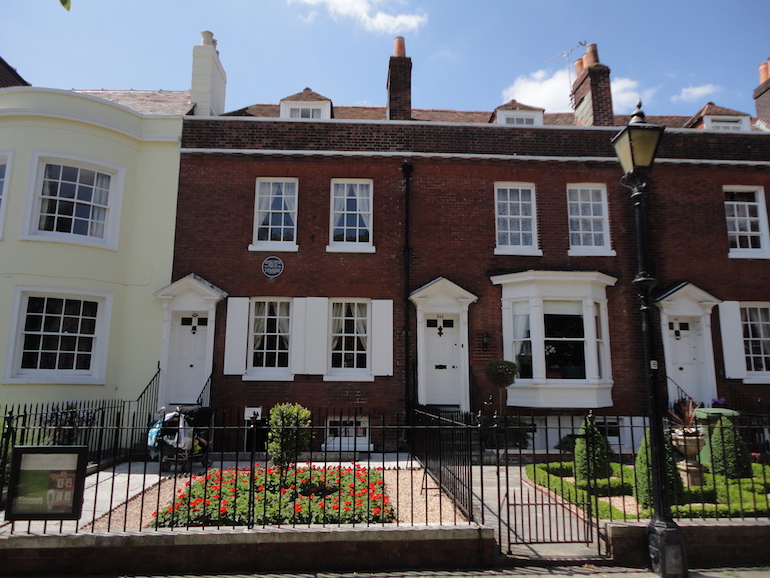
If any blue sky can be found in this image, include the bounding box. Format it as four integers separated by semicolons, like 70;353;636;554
2;0;769;118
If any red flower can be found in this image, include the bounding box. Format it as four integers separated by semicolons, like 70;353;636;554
373;507;381;515
219;505;228;514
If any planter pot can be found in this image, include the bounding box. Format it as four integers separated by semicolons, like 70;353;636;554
671;429;706;486
671;429;705;458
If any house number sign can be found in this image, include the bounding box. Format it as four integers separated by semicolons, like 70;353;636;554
262;256;284;278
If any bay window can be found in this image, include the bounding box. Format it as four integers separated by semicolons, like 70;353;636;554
491;270;616;408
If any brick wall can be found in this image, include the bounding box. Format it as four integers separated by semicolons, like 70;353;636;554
176;116;770;419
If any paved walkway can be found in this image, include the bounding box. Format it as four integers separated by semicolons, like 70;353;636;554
26;567;770;578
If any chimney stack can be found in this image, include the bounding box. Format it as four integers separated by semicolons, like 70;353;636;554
190;30;227;116
387;36;412;121
754;57;770;126
570;43;614;126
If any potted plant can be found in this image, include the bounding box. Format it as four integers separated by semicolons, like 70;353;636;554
484;359;517;414
668;397;706;485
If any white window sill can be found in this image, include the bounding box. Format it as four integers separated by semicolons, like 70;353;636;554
242;373;294;382
494;247;543;256
728;249;770;259
248;242;299;252
20;232;118;252
326;245;376;254
323;372;374;382
742;375;770;385
567;248;617;257
3;375;105;385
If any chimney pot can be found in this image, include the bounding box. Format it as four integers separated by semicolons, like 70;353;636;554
583;43;599;67
574;58;585;76
760;62;769;85
201;30;215;46
393;36;406;58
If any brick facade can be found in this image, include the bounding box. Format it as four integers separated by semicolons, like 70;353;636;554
170;42;770;435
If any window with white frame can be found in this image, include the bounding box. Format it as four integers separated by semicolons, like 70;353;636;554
224;296;392;382
724;187;770;258
741;304;770;376
23;156;122;249
496;110;544;126
248;299;291;377
250;178;298;251
322;414;373;451
491;271;616;408
495;182;541;255
279;100;331;120
5;287;111;384
330;301;369;372
567;184;614;255
328;179;374;252
704;116;751;132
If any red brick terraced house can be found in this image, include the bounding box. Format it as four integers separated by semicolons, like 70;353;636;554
170;37;770;451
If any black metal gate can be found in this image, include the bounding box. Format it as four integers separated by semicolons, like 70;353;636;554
414;408;606;558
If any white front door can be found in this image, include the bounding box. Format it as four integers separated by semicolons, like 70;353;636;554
664;316;717;404
163;313;209;406
424;314;463;407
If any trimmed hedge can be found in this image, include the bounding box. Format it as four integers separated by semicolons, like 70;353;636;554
633;428;686;509
709;417;753;479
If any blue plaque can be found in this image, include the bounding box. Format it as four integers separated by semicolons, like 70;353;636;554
262;256;284;278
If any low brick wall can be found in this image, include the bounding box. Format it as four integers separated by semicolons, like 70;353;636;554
606;520;770;567
0;525;500;576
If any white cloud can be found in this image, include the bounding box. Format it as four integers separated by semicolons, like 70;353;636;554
502;70;654;115
672;84;720;103
299;10;319;23
501;69;573;113
288;0;427;34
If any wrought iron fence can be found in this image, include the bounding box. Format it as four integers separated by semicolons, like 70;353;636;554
1;402;769;542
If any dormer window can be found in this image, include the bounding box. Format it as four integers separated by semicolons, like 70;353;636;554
493;100;544;127
289;107;322;119
279;88;332;120
705;116;751;131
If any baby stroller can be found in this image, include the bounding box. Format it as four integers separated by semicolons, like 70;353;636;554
148;405;213;472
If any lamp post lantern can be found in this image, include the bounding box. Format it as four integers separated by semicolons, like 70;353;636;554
612;101;688;578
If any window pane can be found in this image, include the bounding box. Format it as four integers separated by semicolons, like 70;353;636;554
20;295;98;372
331;301;368;369
725;190;766;252
38;163;110;239
255;179;297;244
496;185;536;248
567;186;608;249
251;299;291;368
330;181;372;246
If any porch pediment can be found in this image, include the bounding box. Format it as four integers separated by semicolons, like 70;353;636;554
409;277;478;310
655;282;720;316
154;273;228;303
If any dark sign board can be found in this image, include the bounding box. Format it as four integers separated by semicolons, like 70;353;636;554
4;446;88;521
262;256;284;278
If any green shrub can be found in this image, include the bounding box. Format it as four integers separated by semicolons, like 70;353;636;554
709;417;752;479
483;359;518;387
633;428;685;508
573;415;611;481
267;403;312;469
478;415;534;449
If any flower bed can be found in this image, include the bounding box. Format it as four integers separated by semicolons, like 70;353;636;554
154;463;395;527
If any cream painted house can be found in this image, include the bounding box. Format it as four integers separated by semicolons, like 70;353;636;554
0;87;184;406
0;31;228;409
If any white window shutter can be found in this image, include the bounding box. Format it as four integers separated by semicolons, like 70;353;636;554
224;297;250;375
719;301;747;380
371;300;393;376
304;297;329;375
290;298;307;375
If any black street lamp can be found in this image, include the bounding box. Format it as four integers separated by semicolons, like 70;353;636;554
611;101;688;578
